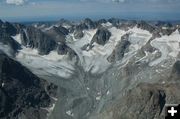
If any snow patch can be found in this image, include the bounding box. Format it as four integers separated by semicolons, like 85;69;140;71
12;34;21;44
66;110;74;117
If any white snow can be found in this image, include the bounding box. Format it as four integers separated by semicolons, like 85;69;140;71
117;26;152;66
9;26;157;77
101;22;112;27
66;110;74;117
149;30;180;66
12;34;21;44
106;90;110;95
11;35;74;78
11;33;75;78
0;43;12;56
1;82;5;87
67;27;126;74
96;96;101;101
41;103;56;114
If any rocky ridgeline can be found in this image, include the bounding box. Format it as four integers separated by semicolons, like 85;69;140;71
0;51;57;119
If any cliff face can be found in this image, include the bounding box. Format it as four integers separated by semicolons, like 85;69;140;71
0;51;57;119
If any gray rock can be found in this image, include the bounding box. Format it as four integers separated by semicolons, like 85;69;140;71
46;26;69;43
91;28;111;45
96;19;107;24
0;52;57;119
170;60;180;81
137;21;156;33
74;30;84;39
57;43;69;55
108;18;120;26
108;34;130;62
75;18;97;31
57;43;77;59
21;26;57;55
0;21;18;36
0;35;20;56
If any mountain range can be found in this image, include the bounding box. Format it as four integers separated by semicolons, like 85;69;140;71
0;18;180;119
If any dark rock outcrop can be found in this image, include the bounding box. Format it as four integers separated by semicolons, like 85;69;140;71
0;52;57;119
20;26;57;55
0;22;17;36
57;43;77;59
108;34;130;62
108;83;166;119
91;28;111;45
74;30;84;39
137;21;156;33
102;81;180;119
108;18;120;26
46;26;69;43
96;19;107;24
75;18;96;31
170;60;180;80
0;35;20;56
83;18;96;29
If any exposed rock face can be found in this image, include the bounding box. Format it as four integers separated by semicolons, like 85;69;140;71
0;22;17;36
75;18;97;31
46;26;69;43
170;60;180;80
83;18;96;29
74;30;84;39
97;80;180;119
0;51;57;119
155;21;173;28
137;21;156;33
118;21;137;30
0;35;20;56
91;28;111;45
21;26;57;55
57;43;77;59
109;83;166;119
159;28;177;36
108;18;120;26
108;34;130;62
96;19;107;24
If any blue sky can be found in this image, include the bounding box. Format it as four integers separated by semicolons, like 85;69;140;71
0;0;180;22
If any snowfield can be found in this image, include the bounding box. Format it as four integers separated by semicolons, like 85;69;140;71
149;30;180;66
12;34;75;78
9;26;180;78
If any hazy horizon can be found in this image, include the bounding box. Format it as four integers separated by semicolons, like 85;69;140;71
1;0;180;22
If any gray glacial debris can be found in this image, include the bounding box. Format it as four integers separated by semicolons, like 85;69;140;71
91;28;111;45
94;82;180;119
